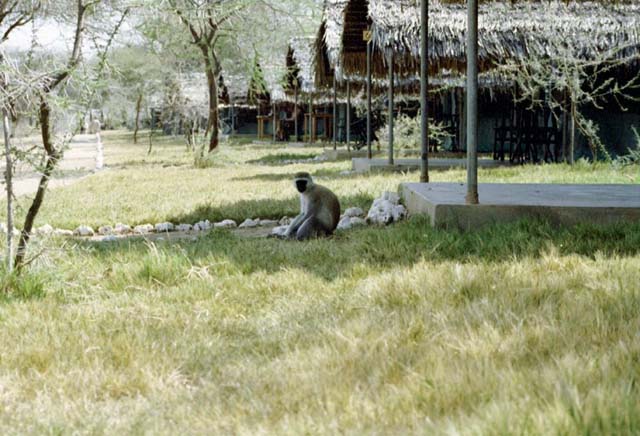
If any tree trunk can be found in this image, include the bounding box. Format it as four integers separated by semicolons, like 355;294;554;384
15;99;59;270
570;99;576;165
133;92;142;144
205;64;219;152
3;105;13;273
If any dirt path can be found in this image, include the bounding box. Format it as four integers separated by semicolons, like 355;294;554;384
2;133;103;198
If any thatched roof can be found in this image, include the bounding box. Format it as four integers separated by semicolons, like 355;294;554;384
285;37;317;94
315;0;349;88
340;0;640;79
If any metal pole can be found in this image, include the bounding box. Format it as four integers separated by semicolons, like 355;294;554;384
294;83;298;142
231;104;235;136
366;39;372;159
332;74;337;149
420;0;430;183
388;51;394;166
346;79;351;151
465;0;479;204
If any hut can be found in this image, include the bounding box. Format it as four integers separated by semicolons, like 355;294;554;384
340;0;640;160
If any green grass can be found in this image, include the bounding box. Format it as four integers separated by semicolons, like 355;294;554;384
0;131;639;434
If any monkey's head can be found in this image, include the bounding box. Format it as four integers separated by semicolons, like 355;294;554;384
294;172;314;193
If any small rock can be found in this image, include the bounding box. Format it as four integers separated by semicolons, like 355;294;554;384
213;219;236;229
98;225;113;235
344;207;365;218
37;224;54;235
392;205;407;222
54;229;74;237
176;223;193;232
114;223;131;234
12;228;20;237
101;235;118;242
337;216;352;230
259;219;278;227
133;224;154;234
279;216;291;226
155;222;174;233
340;170;352;176
73;225;95;237
239;218;259;229
0;223;6;233
382;191;401;204
194;220;212;231
156;237;165;242
350;217;367;227
270;225;289;238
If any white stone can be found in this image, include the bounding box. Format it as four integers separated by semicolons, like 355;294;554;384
133;224;154;234
350;217;367;227
176;223;193;232
337;216;352;230
0;223;7;233
340;170;352;176
155;222;174;233
270;225;289;238
37;224;54;235
213;219;236;229
73;225;95;237
382;191;401;204
98;225;113;235
54;229;74;237
344;207;365;218
101;235;118;242
258;219;278;227
392;205;407;222
114;223;131;234
194;220;212;231
279;216;291;226
367;199;395;225
239;219;259;229
12;228;20;237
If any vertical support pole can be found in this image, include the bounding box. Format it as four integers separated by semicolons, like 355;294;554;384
388;51;395;166
230;104;235;136
366;39;372;159
465;0;479;204
346;79;351;151
273;102;276;143
333;73;337;150
420;0;429;183
294;83;298;141
308;96;312;143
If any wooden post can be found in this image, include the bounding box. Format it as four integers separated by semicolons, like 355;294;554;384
333;74;337;150
346;79;351;151
273;102;276;143
294;83;298;141
465;0;479;204
366;38;372;159
420;0;429;183
388;51;395;166
230;104;235;136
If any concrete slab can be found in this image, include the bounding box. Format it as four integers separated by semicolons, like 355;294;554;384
401;182;640;229
353;158;511;173
323;149;375;160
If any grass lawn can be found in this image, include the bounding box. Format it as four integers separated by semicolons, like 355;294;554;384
0;130;639;434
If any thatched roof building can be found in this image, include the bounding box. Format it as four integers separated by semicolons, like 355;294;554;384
285;37;317;95
339;0;640;79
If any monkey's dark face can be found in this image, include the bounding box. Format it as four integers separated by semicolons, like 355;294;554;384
295;179;308;193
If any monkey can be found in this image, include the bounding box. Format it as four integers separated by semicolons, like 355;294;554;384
285;172;341;241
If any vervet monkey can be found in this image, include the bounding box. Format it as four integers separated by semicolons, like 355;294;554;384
285;172;340;240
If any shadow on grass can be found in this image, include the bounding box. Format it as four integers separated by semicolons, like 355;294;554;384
166;194;376;226
85;216;640;282
246;153;319;166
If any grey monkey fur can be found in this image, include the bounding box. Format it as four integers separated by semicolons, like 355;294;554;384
285;172;341;240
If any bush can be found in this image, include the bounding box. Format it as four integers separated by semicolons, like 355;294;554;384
613;126;640;167
375;110;451;151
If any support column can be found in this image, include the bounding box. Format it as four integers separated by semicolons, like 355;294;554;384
388;51;395;166
465;0;479;204
333;74;337;149
346;79;351;151
420;0;429;183
273;102;277;143
366;39;372;159
294;83;298;141
230;104;235;136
